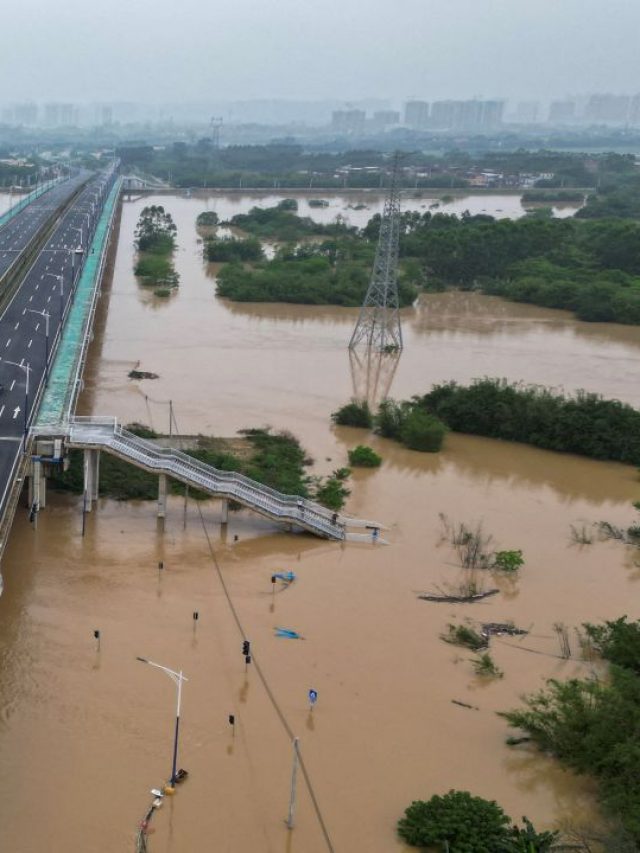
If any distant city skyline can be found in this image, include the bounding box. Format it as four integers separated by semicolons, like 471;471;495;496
3;93;640;131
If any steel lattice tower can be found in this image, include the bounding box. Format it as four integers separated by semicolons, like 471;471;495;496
348;155;403;352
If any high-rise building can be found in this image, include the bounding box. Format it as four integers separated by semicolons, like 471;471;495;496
515;101;540;124
430;100;457;129
331;109;366;134
13;102;38;125
585;94;630;124
481;100;504;128
403;100;429;130
548;100;576;124
370;110;400;131
628;94;640;126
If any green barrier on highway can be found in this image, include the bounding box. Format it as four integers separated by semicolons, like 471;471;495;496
36;178;121;427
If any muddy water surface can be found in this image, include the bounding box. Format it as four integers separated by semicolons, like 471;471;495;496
0;193;637;853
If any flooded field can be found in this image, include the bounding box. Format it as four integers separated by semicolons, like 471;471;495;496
0;192;637;852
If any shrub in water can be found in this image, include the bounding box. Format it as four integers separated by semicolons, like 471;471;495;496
347;445;382;467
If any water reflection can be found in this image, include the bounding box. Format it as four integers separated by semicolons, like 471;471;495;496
349;348;401;407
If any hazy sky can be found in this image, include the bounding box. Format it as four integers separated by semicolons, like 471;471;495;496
1;0;638;104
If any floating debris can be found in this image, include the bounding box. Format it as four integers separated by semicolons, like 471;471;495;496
418;590;499;604
275;627;304;640
451;699;479;711
481;622;528;638
272;571;296;585
129;369;159;380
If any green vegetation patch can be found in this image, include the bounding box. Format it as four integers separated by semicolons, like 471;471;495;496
331;400;373;428
217;241;417;307
196;211;219;227
399;209;640;324
134;205;179;287
501;616;640;844
347;445;381;467
398;790;556;851
205;237;264;263
419;378;640;465
225;199;352;242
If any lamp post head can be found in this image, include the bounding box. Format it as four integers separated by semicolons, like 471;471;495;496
136;656;149;664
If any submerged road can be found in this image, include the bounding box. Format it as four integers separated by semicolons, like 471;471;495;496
0;167;117;520
0;173;89;282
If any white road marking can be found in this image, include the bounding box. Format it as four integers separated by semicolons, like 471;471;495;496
12;407;19;420
5;339;10;348
10;380;15;391
14;322;18;330
0;406;4;418
27;339;32;348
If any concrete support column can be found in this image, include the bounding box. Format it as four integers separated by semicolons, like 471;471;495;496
157;474;167;519
220;498;229;524
83;449;94;512
39;471;47;509
29;460;42;510
91;450;100;502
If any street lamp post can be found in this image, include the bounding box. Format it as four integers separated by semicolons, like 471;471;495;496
4;360;31;450
136;657;188;788
45;273;64;319
26;309;50;384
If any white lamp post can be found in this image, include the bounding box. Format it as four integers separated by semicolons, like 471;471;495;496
136;657;188;788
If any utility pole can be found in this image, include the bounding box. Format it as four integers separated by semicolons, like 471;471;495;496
286;737;300;829
348;153;403;352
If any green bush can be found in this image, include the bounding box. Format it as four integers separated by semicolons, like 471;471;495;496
196;211;219;226
347;445;381;467
493;550;525;572
374;399;407;440
313;469;351;510
205;237;264;262
399;407;447;452
331;400;373;428
397;790;511;851
583;617;640;674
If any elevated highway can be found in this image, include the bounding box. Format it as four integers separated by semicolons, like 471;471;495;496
0;172;89;288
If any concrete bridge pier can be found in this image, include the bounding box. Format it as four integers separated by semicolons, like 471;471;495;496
220;498;229;524
83;449;100;510
157;474;167;519
28;459;46;512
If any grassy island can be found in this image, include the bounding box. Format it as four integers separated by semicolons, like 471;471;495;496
216;241;418;307
223;199;354;242
134;205;179;292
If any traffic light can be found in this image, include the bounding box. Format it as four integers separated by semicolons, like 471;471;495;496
242;640;250;657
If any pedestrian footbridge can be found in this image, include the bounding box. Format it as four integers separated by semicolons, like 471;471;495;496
33;417;382;541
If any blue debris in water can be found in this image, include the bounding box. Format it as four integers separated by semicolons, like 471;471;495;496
275;627;304;640
272;571;296;584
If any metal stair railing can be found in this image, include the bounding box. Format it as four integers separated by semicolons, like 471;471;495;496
66;420;350;540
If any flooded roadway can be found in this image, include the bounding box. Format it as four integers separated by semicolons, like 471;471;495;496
0;192;636;852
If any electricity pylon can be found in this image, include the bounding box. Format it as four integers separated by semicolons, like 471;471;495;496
348;155;403;352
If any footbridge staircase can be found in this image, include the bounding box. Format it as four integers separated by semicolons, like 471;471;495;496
39;418;381;541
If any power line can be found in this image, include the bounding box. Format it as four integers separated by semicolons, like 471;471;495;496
194;502;336;853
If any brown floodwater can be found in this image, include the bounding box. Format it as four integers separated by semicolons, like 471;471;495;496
0;192;637;852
